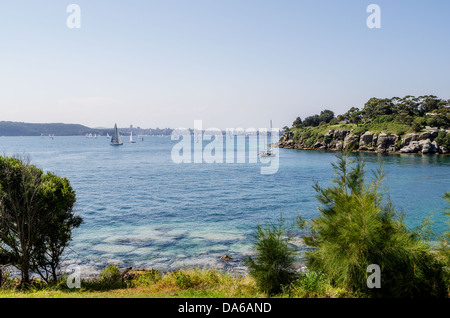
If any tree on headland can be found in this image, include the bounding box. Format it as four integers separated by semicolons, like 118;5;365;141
0;156;82;287
292;117;302;128
289;95;449;130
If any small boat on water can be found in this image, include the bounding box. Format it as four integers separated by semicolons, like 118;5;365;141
129;131;136;143
259;120;276;157
110;123;123;146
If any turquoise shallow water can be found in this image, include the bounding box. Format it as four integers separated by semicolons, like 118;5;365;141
0;136;449;275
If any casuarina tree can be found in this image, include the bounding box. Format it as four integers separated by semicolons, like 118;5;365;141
0;156;82;286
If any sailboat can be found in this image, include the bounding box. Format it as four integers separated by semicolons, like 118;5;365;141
259;120;276;157
110;123;123;146
129;131;136;143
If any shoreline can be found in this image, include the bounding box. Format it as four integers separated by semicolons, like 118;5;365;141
278;129;450;155
278;145;450;155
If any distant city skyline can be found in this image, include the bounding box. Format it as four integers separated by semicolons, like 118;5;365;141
1;1;449;130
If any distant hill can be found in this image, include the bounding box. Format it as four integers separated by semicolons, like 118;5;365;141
0;121;174;136
0;122;101;136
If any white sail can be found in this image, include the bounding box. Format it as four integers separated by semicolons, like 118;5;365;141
130;131;136;143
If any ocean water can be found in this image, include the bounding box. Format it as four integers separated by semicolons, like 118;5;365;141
0;136;449;275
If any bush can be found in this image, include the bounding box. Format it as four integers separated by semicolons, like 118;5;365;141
303;152;448;297
287;270;330;297
172;270;193;289
0;268;15;289
412;117;426;132
244;218;297;296
98;265;124;290
129;269;162;287
373;114;394;124
435;131;450;149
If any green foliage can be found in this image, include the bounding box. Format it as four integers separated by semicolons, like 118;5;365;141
435;131;450;149
288;270;329;297
303;152;448;297
35;173;82;282
289;95;448;133
425;107;450;128
0;268;14;289
292;131;300;143
363;98;394;120
372;114;394;124
0;156;81;286
411;117;425;132
129;269;162;287
292;117;302;128
440;192;450;267
244;218;297;296
172;269;194;289
300;109;335;128
98;265;124;290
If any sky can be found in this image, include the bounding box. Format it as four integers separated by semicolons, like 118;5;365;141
0;0;449;129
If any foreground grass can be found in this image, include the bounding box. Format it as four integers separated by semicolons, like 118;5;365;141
0;268;353;298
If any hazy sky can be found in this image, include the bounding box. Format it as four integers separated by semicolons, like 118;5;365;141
0;0;449;129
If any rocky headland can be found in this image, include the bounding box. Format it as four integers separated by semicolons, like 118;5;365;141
279;128;450;154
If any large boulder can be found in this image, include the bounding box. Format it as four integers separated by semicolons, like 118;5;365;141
430;130;439;139
400;141;421;153
377;133;399;152
419;139;437;154
419;131;431;140
334;130;348;140
344;134;359;149
313;141;327;149
359;131;374;147
402;133;419;147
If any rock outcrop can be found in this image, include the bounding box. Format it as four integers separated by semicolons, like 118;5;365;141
278;128;449;154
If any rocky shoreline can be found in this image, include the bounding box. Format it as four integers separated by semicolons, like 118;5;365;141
279;128;449;154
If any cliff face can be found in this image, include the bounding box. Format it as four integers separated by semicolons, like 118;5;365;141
278;129;449;154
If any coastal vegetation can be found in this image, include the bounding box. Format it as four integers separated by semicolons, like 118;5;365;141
301;152;448;297
0;153;447;298
280;95;450;153
0;156;82;287
244;218;297;296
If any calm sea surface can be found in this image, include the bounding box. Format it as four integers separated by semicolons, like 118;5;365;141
1;136;449;275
